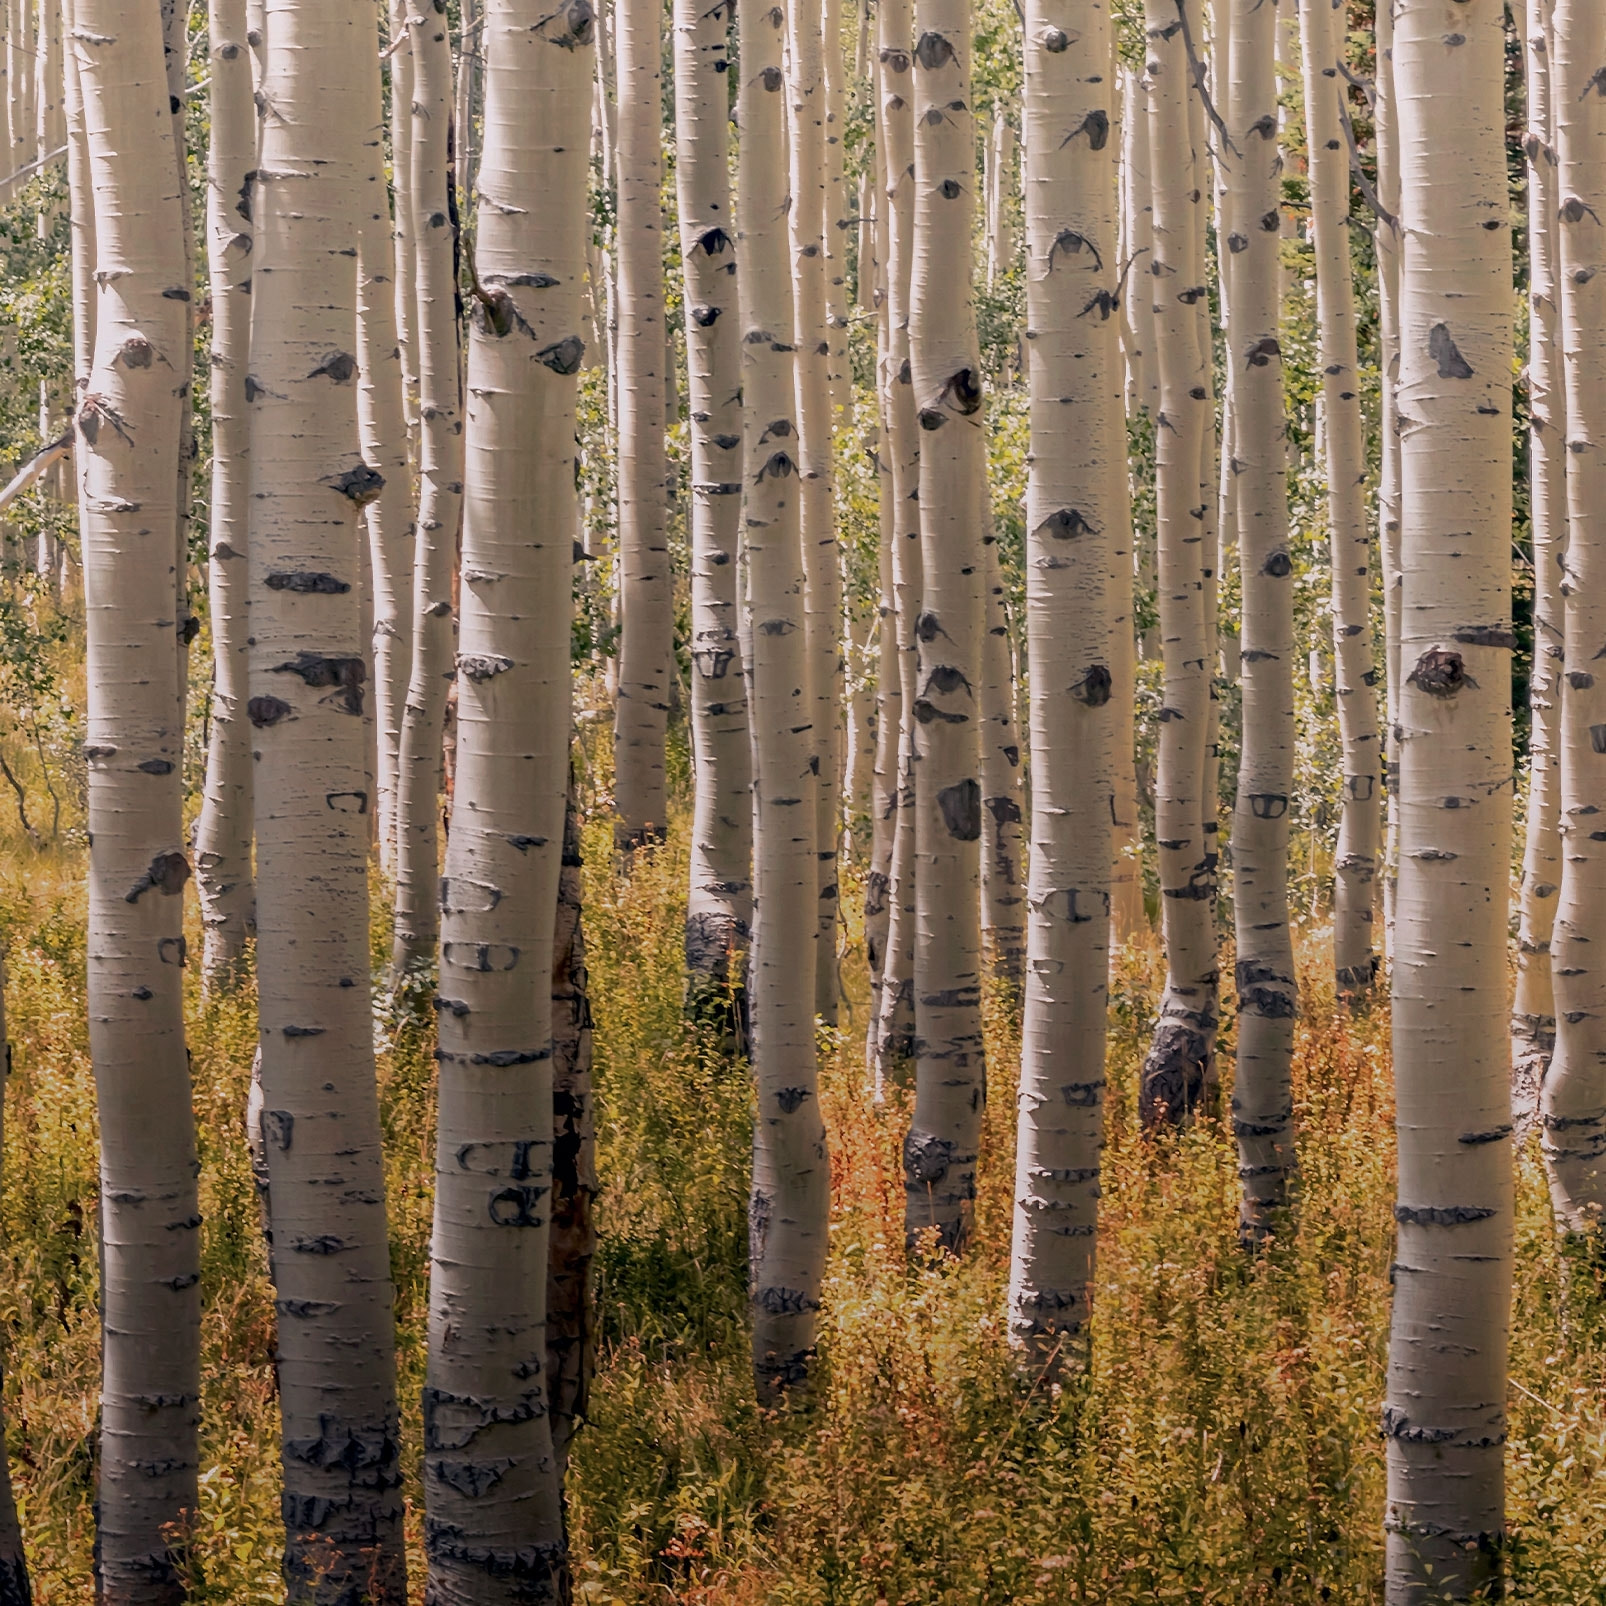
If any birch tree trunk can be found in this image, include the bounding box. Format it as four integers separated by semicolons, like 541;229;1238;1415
822;0;850;415
64;0;94;403
904;0;986;1248
423;0;589;1591
788;0;843;1025
1512;0;1564;1128
247;0;407;1593
194;0;256;987
0;954;29;1606
1006;0;1118;1371
611;0;671;847
738;0;829;1395
73;5;201;1595
389;0;420;449
393;0;463;975
979;504;1024;983
1384;2;1514;1595
675;0;752;993
1138;0;1217;1126
1543;0;1606;1236
1223;0;1296;1240
1300;0;1381;999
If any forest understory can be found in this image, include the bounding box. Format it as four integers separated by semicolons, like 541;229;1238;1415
0;785;1601;1605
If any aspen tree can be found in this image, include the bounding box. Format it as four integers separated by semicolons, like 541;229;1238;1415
393;0;464;974
72;2;201;1592
1383;2;1514;1594
1300;0;1381;999
986;107;1013;285
675;0;753;993
1006;0;1119;1369
63;0;93;402
979;503;1024;982
1512;0;1564;1124
193;0;256;985
247;0;407;1592
611;0;672;847
788;0;843;1024
822;0;850;413
904;0;986;1247
871;0;920;1084
738;0;829;1394
0;955;29;1605
423;0;589;1589
1543;0;1606;1233
1138;0;1217;1125
389;0;421;446
1222;0;1296;1238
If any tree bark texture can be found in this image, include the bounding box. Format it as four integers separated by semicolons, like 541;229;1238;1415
979;500;1024;984
73;4;202;1594
247;0;407;1594
1384;3;1514;1597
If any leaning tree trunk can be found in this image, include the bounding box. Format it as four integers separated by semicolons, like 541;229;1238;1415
1543;0;1606;1235
1005;0;1118;1373
422;2;589;1593
392;0;464;975
611;0;672;848
73;6;201;1597
675;0;752;995
738;0;829;1396
0;954;30;1606
788;0;843;1025
194;0;257;986
904;0;987;1250
1138;0;1217;1127
1223;0;1296;1243
1383;2;1514;1598
1300;0;1382;1000
1512;0;1564;1130
247;0;408;1595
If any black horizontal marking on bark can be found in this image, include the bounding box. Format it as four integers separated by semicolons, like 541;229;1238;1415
137;757;175;775
1459;1125;1512;1146
277;1299;341;1320
1454;625;1517;649
266;570;349;594
1394;1204;1497;1226
435;1047;549;1067
287;1234;351;1255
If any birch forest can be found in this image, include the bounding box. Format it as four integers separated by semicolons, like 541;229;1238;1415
0;0;1603;1600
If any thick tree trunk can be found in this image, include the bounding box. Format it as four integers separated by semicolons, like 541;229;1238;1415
1300;0;1381;999
73;6;201;1596
675;0;752;993
1138;0;1217;1127
1383;3;1514;1597
738;0;828;1396
1223;0;1296;1242
611;0;671;848
1544;0;1606;1235
1005;0;1118;1372
194;0;256;987
904;0;986;1250
422;4;588;1593
1512;0;1564;1130
247;1;407;1595
393;0;464;975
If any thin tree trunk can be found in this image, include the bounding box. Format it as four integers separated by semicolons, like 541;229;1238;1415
393;0;463;975
0;954;29;1606
1223;0;1296;1241
194;0;256;987
247;0;407;1594
1301;0;1381;1000
675;0;752;994
1383;2;1514;1596
423;3;588;1592
389;0;420;451
986;107;1013;286
1512;0;1564;1129
64;0;93;404
611;0;671;848
904;0;986;1250
822;0;849;416
738;0;828;1396
788;0;843;1024
1543;0;1606;1236
979;503;1024;984
1006;0;1118;1371
73;6;201;1596
1138;0;1217;1127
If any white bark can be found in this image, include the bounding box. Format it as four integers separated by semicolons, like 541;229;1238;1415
979;503;1023;982
64;0;94;399
738;0;829;1396
423;1;589;1593
1384;2;1514;1596
1006;0;1119;1370
676;0;752;989
73;1;201;1592
393;0;464;974
985;106;1013;286
247;0;407;1593
389;0;421;448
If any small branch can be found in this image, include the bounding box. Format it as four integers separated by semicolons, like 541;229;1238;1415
0;143;67;195
1171;1;1239;161
1336;85;1397;234
1336;58;1376;109
0;748;39;849
0;433;72;514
